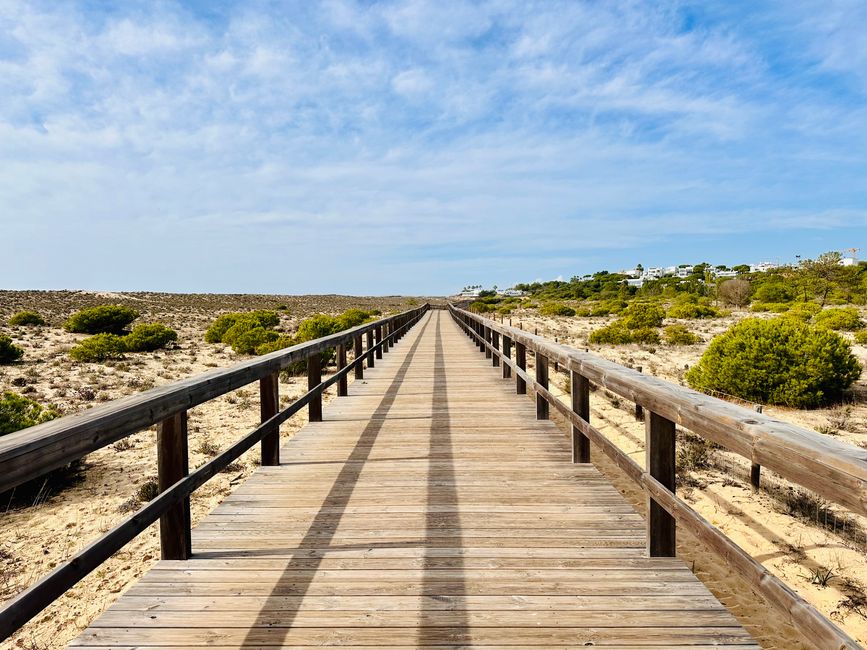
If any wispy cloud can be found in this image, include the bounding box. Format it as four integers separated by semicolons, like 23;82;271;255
0;0;865;293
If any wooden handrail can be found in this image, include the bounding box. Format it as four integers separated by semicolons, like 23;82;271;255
450;306;867;515
0;307;427;495
0;306;429;641
450;305;862;650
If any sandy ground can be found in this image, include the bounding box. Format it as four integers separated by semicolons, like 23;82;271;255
508;306;867;647
0;291;421;649
1;293;865;648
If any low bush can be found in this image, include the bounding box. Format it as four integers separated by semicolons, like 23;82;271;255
539;303;576;317
589;323;659;345
686;317;861;408
813;307;864;332
667;303;720;319
8;311;45;326
753;282;794;304
855;330;867;345
64;305;139;334
664;325;700;345
621;302;665;329
231;327;280;355
69;333;127;362
0;335;24;364
204;310;280;344
574;307;592;317
750;302;790;313
256;334;295;356
0;391;59;435
124;323;178;352
497;306;513;315
718;279;751;307
589;323;633;345
469;301;495;313
784;302;822;322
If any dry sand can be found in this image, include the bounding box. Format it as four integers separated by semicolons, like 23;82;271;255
1;293;865;648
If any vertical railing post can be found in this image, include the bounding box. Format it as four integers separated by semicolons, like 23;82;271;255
337;344;348;397
366;330;374;368
634;367;644;421
536;353;549;420
157;411;190;560
260;373;280;466
751;404;762;489
484;326;492;359
516;342;526;394
646;411;676;557
502;335;512;379
354;336;364;378
383;323;390;354
308;353;323;422
571;370;590;463
491;331;500;367
375;325;382;359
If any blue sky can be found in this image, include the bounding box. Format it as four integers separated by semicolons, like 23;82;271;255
1;1;865;295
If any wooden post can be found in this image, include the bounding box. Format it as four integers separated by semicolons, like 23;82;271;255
485;327;492;359
635;367;644;421
337;344;348;397
157;411;190;560
536;353;549;420
751;404;762;490
571;371;590;463
383;323;390;353
502;335;512;379
366;330;374;368
308;353;322;423
353;336;364;379
375;326;382;359
516;342;527;394
260;373;280;466
491;331;500;367
646;411;676;557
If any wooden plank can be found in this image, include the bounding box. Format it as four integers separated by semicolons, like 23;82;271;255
72;310;756;649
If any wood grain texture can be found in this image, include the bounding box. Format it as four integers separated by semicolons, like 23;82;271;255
72;311;753;648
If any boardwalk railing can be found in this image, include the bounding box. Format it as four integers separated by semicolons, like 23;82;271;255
0;305;429;640
450;304;865;650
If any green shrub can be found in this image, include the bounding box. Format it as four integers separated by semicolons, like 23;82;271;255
64;305;139;334
667;303;720;319
334;309;372;330
0;391;59;435
497;306;513;315
539;303;576;317
686;317;861;408
69;333;127;362
574;307;592;317
784;302;822;322
256;334;295;355
750;302;790;313
0;335;24;364
813;307;864;332
8;311;45;326
588;323;634;345
204;311;279;343
854;330;867;345
590;305;611;317
470;301;494;313
753;282;794;304
123;323;178;352
621;302;665;329
664;324;700;345
231;327;280;355
631;327;661;344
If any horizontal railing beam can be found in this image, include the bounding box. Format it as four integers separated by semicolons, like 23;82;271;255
0;306;428;494
451;306;867;516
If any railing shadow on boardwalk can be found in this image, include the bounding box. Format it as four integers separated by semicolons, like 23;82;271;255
238;312;467;645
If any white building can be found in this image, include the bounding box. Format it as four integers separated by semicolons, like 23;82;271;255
840;257;857;267
619;268;642;278
675;266;694;278
642;267;665;280
458;289;481;298
749;262;780;273
714;270;739;278
626;278;644;288
501;289;525;297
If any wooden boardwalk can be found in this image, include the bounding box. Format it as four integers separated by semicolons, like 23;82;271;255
72;310;756;648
